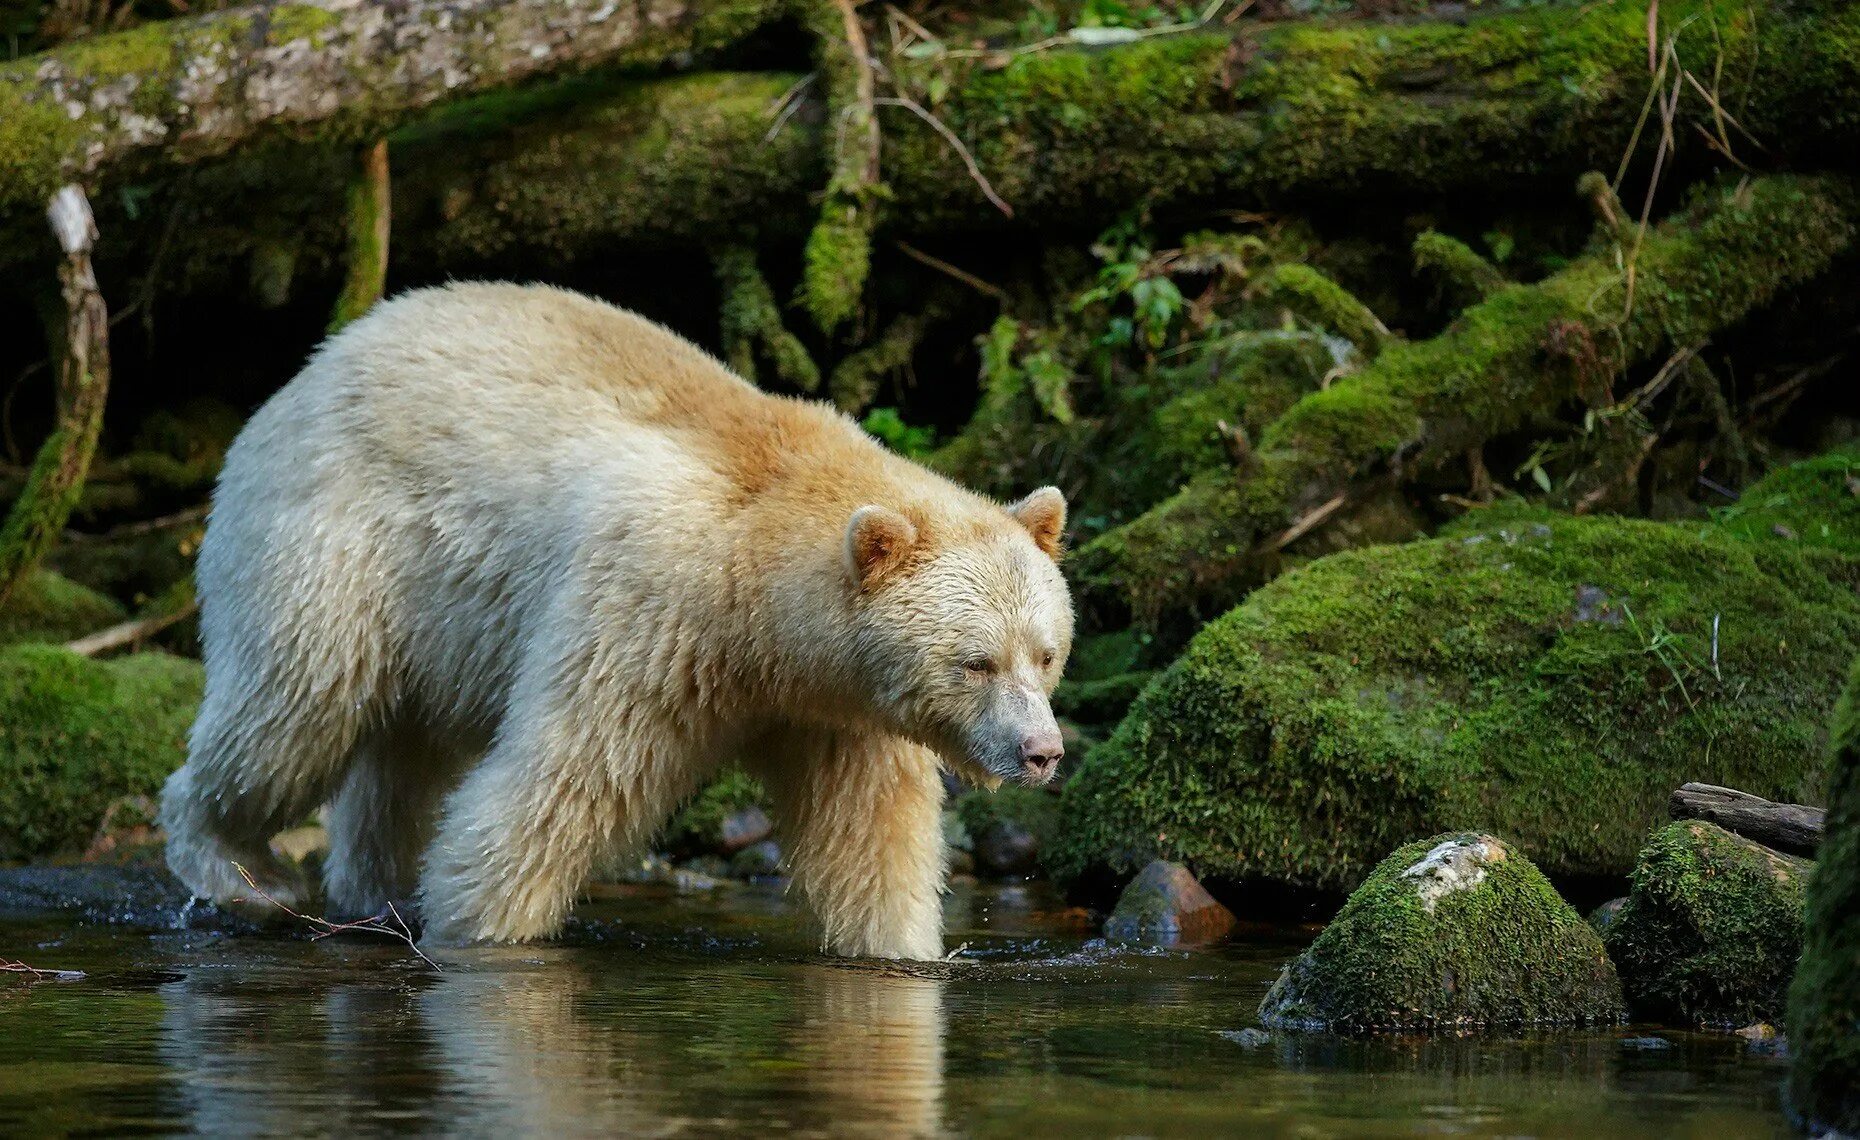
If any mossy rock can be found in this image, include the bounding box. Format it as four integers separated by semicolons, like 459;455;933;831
1789;654;1860;1134
0;570;126;648
1050;512;1857;891
658;767;767;856
955;784;1059;876
1713;445;1860;557
1606;820;1810;1027
0;645;202;861
1258;833;1623;1032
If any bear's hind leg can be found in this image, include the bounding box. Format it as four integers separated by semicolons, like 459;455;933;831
161;686;372;912
323;722;470;921
756;731;947;961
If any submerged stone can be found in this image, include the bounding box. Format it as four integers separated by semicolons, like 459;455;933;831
1052;509;1857;892
1789;654;1860;1136
1605;820;1809;1027
1259;833;1623;1033
956;785;1057;879
729;839;782;879
717;805;773;855
1104;859;1236;943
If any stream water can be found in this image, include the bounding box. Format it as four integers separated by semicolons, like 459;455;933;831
1;877;1792;1137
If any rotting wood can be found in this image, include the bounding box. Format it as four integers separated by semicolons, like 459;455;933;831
1670;783;1824;858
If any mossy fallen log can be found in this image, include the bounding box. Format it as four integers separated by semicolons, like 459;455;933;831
14;0;1860;281
1072;175;1856;626
0;0;788;207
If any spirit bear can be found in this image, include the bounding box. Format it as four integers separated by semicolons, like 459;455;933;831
159;283;1072;959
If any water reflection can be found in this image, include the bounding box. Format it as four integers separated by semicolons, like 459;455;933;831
153;950;948;1136
0;883;1795;1137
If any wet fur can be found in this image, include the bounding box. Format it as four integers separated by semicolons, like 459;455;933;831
159;283;1071;956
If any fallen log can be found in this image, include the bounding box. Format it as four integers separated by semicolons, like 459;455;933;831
8;0;1860;277
1071;174;1857;625
1670;783;1824;858
0;0;788;206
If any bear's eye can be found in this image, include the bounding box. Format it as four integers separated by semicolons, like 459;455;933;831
962;656;995;677
1041;651;1055;670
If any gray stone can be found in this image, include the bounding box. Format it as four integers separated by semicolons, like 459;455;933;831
1104;860;1235;944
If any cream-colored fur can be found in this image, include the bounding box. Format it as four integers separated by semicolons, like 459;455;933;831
159;282;1072;957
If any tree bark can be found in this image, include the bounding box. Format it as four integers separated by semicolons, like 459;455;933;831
0;0;788;206
0;186;110;609
1671;783;1825;858
4;0;1856;235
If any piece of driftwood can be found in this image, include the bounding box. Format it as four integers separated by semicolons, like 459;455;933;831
1669;783;1825;858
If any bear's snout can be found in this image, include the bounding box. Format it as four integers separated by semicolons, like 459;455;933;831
1019;729;1064;784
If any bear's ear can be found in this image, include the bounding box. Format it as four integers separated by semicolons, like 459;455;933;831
845;505;919;590
1008;486;1067;560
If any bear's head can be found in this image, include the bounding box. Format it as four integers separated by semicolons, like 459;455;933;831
844;486;1074;787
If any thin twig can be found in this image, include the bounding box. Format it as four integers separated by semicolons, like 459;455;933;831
764;72;818;142
893;240;1011;305
1268;492;1348;551
64;598;199;657
62;502;209;542
233;862;439;971
873;95;1012;216
2;959;85;981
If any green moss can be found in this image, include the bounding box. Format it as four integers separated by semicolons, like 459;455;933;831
1259;833;1623;1032
1788;653;1860;1134
659;768;767;855
1412;230;1507;303
0;645;201;860
714;244;820;391
0;569;126;648
267;3;342;45
955;784;1059;855
1075;175;1856;624
410;72;825;263
1713;446;1860;556
1606;820;1809;1026
1053;671;1155;729
1052;512;1858;892
1267;263;1388;358
800;191;876;335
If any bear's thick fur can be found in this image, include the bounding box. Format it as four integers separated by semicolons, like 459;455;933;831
159;283;1072;957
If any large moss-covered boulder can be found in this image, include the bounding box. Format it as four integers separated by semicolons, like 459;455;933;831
1605;820;1810;1026
0;645;202;860
1789;655;1860;1135
1258;833;1623;1032
1050;511;1858;891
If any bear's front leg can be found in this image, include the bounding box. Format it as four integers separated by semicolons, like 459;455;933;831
419;710;701;946
758;730;947;960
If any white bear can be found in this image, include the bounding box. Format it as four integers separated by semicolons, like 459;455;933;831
159;283;1072;959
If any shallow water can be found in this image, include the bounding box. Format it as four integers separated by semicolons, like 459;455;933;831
1;879;1791;1137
